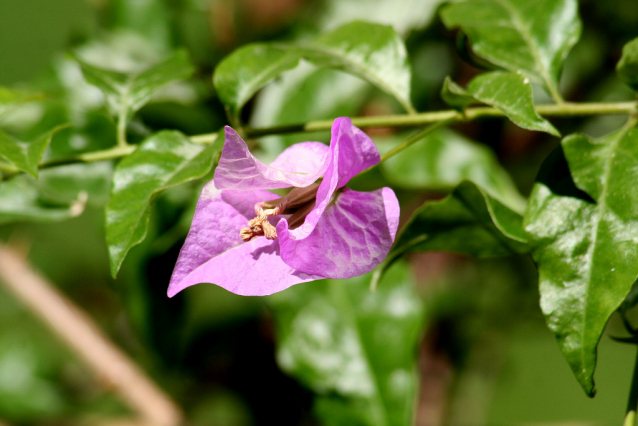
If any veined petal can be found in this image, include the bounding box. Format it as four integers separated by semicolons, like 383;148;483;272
172;237;323;296
330;117;381;188
278;187;400;279
214;127;330;190
280;117;382;241
168;181;290;296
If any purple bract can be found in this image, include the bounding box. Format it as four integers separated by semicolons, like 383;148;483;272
167;117;400;296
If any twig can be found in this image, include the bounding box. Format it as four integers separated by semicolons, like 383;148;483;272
0;244;184;426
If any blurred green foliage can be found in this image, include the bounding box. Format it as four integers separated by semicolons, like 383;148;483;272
1;0;638;425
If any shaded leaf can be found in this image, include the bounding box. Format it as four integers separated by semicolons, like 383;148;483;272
616;37;638;91
0;175;85;224
77;50;194;118
440;76;474;112
106;130;220;277
0;126;66;178
371;181;528;291
440;0;581;100
268;262;424;426
37;162;112;207
395;180;528;259
524;128;638;396
299;21;415;113
379;128;526;212
213;43;301;124
466;72;559;135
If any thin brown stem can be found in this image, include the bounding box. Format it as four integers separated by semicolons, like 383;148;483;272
0;244;184;426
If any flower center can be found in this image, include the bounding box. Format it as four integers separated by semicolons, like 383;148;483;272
240;183;320;242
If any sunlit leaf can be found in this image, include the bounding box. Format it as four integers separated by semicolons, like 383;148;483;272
524;128;638;396
298;21;415;113
213;44;300;124
268;262;424;426
453;71;559;135
379;128;526;212
106;130;220;277
441;0;581;100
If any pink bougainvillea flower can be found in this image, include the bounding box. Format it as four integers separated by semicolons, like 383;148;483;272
167;117;400;297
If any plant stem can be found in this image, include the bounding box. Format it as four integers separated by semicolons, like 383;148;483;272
0;244;184;426
235;101;636;138
1;100;634;180
624;347;638;426
379;119;455;163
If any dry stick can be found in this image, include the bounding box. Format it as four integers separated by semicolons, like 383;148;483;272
0;245;184;426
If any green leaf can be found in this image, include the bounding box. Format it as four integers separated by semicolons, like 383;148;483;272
251;64;368;151
268;262;424;426
440;76;475;112
616;37;638;91
213;44;301;124
396;180;529;258
0;175;86;224
440;0;581;101
0;125;66;178
299;21;415;113
371;181;528;291
106;130;220;277
37;162;112;207
465;72;559;135
77;50;194;119
379;128;526;212
524;128;638;396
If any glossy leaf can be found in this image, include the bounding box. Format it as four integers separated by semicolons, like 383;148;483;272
106;130;220;277
617;37;638;91
524;128;638;396
466;72;559;135
77;50;194;118
268;262;424;426
440;0;581;99
0;176;85;224
379;128;526;212
299;21;415;113
0;126;65;178
213;44;300;124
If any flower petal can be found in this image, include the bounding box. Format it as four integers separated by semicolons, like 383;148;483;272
330;117;381;188
278;187;400;279
280;117;382;241
172;237;322;296
214;127;330;190
168;181;323;297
